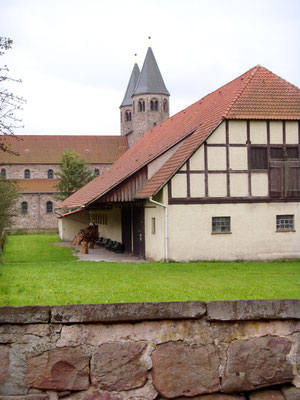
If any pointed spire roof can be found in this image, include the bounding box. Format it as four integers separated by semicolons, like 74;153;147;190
133;47;170;96
120;63;140;107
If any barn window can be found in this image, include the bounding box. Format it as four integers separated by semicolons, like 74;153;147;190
1;168;6;179
250;147;267;169
24;169;30;179
276;215;294;231
47;169;54;179
46;201;53;213
151;218;156;234
212;217;231;233
21;201;28;214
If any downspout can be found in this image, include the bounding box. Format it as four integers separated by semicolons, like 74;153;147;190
37;193;41;229
149;196;168;263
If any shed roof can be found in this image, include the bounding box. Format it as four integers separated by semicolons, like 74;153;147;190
57;65;300;209
0;136;128;164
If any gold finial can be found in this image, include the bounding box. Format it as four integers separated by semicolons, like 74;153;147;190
148;36;151;47
134;53;138;64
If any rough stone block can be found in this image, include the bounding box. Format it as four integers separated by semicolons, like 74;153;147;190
81;390;121;400
221;336;294;392
207;300;300;321
0;306;50;324
151;341;220;397
158;395;245;399
25;347;89;390
249;389;285;399
91;342;148;391
0;396;49;400
281;385;300;400
0;345;10;384
51;301;206;323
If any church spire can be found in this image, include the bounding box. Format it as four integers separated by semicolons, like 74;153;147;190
133;47;169;96
120;61;140;107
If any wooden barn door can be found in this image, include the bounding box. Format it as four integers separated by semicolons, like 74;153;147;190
121;207;132;253
132;205;145;259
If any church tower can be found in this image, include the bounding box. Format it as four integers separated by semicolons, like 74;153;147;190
120;47;170;147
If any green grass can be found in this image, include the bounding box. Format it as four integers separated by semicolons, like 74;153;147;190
0;234;299;306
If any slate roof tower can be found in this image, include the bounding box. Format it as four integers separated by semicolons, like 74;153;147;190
120;47;170;147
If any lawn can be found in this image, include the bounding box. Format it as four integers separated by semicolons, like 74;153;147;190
0;234;299;306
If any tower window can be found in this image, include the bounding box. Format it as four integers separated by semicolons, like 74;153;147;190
21;201;28;214
138;100;145;112
1;168;6;179
46;201;53;213
47;169;54;179
163;99;168;112
24;169;30;179
125;110;131;121
150;99;159;112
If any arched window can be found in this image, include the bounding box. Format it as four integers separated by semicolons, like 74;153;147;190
163;99;168;113
150;99;158;111
46;201;53;213
47;169;54;179
125;110;131;121
1;168;6;179
94;168;100;176
138;100;145;112
24;169;30;179
21;201;28;214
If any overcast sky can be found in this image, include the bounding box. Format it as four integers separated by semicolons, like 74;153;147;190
1;0;300;136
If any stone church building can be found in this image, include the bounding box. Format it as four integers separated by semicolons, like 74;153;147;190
0;46;169;231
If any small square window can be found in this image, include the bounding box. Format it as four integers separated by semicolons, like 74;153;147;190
212;217;231;233
276;215;294;231
151;217;156;234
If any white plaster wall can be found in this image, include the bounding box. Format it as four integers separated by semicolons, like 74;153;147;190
190;174;205;197
207;123;225;144
250;121;267;144
95;207;122;242
286;121;298;144
229;121;247;143
145;188;167;261
208;174;227;197
171;173;187;197
230;174;248;197
189;146;204;170
229;147;248;170
207;147;226;170
167;202;300;261
269;121;283;144
251;173;269;196
58;210;90;241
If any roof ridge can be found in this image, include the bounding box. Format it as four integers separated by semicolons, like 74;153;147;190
223;65;259;119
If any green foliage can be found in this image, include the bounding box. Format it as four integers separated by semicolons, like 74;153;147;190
54;150;95;201
0;37;25;150
0;177;19;235
1;234;300;306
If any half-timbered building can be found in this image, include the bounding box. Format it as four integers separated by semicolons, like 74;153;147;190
57;66;300;261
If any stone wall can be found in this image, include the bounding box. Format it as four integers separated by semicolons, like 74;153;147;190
0;300;299;399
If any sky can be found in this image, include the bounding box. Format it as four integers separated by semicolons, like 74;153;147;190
1;0;300;136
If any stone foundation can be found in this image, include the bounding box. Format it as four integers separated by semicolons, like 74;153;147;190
0;300;299;399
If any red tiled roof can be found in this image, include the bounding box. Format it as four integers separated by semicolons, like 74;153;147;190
57;66;300;208
15;179;59;193
0;136;128;164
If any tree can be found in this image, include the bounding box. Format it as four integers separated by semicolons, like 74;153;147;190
0;37;26;153
0;177;19;234
55;150;96;201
